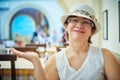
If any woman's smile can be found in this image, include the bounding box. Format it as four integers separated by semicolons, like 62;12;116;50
73;29;85;34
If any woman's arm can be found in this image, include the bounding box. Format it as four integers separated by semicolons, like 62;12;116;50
11;48;59;80
102;48;120;80
44;55;59;80
10;48;47;80
32;56;47;80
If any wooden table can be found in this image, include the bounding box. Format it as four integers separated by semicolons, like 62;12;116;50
0;54;17;80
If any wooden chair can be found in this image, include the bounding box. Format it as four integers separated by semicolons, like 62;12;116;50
14;46;37;53
25;43;46;48
25;43;46;54
56;42;69;52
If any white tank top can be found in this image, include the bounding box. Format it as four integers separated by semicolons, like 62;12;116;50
55;46;106;80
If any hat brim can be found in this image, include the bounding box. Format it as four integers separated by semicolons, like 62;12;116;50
61;14;101;34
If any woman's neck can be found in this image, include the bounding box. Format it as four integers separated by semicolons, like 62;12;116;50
67;41;89;55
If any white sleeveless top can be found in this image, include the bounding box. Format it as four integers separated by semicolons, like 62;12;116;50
55;46;106;80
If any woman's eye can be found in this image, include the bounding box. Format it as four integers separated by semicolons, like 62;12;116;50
82;21;89;24
72;19;79;22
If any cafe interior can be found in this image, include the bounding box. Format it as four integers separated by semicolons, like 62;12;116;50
0;0;120;80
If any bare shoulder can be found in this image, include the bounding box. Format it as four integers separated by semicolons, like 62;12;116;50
47;54;56;62
102;48;120;80
45;54;56;70
102;48;118;65
102;48;120;64
102;48;113;56
44;54;59;80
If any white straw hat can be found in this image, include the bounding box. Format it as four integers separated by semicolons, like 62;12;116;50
61;4;101;35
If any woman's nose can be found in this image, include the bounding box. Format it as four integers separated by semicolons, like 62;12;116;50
76;22;84;28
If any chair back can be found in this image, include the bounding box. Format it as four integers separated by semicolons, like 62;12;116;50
14;46;37;52
26;43;46;54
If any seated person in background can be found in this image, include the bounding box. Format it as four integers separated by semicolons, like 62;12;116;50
31;31;39;44
59;27;66;46
11;4;120;80
15;33;24;47
37;28;46;44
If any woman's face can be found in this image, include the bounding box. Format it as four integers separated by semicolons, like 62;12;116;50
66;16;93;42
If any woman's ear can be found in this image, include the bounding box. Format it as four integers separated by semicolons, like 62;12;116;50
90;27;96;36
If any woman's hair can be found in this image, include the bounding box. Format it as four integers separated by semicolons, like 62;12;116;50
64;16;96;44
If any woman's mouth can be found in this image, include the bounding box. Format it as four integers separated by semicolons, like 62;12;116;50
73;30;85;33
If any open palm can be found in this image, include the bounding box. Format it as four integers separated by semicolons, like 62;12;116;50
10;48;39;62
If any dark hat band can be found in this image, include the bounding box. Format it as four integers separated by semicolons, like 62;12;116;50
71;10;97;21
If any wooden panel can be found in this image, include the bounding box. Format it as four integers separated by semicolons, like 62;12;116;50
14;46;37;52
0;69;34;80
0;69;34;75
26;43;46;48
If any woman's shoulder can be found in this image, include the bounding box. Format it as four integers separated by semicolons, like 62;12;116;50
44;54;56;70
101;48;120;79
101;48;119;67
55;48;66;57
45;48;66;67
44;54;60;80
96;48;116;62
101;48;113;58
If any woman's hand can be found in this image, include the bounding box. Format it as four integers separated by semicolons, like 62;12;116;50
10;48;39;63
11;48;47;80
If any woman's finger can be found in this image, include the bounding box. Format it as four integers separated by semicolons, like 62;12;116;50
10;48;24;57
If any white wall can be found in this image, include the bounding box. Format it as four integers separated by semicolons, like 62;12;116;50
88;0;102;47
102;0;120;54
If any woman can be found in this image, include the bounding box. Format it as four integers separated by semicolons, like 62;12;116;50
11;5;120;80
